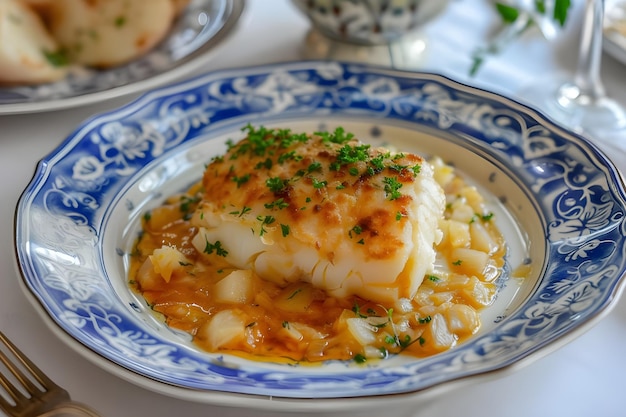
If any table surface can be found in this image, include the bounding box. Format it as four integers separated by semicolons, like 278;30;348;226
2;1;625;416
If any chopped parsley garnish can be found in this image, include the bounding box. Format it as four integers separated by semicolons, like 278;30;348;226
180;195;201;217
280;224;290;237
317;126;354;144
387;333;413;349
311;178;327;189
379;347;389;358
264;198;289;210
349;225;362;238
229;124;309;160
255;158;273;170
287;288;302;300
334;143;371;167
278;150;302;164
203;239;228;257
307;161;322;173
482;212;495;221
232;173;250;188
229;205;251;217
266;177;287;193
43;50;69;67
369;154;386;171
382;177;403;200
399;335;412;348
352;303;368;318
354;353;367;364
257;215;276;236
114;16;127;27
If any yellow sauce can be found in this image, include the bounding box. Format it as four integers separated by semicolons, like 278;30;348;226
129;160;506;364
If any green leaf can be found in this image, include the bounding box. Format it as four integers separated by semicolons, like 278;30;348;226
553;0;571;26
469;55;484;77
534;0;546;14
495;2;519;23
354;353;367;364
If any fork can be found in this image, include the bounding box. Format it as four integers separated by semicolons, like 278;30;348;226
0;332;101;417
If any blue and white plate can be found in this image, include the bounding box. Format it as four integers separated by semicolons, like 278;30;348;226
14;61;626;413
0;0;244;115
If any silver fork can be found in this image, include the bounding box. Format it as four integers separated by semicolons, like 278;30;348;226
0;332;101;417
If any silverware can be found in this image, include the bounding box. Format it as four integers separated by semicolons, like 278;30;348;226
0;332;101;417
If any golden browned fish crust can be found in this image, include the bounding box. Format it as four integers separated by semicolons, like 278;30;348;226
193;125;445;303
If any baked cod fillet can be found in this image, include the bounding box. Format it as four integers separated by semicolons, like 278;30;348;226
191;126;445;304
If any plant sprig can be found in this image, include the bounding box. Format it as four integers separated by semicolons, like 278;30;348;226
470;0;572;76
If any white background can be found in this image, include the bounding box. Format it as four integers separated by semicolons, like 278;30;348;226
2;0;625;416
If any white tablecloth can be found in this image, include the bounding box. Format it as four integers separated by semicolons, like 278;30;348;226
1;1;625;416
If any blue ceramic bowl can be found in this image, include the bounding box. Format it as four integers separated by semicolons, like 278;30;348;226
292;0;449;44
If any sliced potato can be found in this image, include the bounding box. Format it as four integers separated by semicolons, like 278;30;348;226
149;245;190;283
214;270;254;304
445;303;480;335
0;0;67;84
46;0;175;68
197;309;246;350
170;0;191;16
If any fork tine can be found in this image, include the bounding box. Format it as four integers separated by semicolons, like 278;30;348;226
0;340;33;408
0;356;28;404
0;332;56;393
0;333;95;417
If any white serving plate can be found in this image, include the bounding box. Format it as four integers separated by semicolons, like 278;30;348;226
14;61;626;414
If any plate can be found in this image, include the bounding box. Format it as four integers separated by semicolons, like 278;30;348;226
0;0;245;116
14;61;626;413
604;0;626;65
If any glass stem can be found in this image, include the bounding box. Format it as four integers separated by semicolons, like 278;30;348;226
574;0;606;100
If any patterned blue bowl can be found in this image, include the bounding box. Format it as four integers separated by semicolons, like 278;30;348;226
292;0;450;44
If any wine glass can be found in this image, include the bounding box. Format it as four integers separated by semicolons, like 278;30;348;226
518;0;626;148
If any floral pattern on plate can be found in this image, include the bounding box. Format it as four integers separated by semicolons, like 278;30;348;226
14;61;626;403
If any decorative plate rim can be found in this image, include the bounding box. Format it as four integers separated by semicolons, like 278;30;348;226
14;60;626;410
